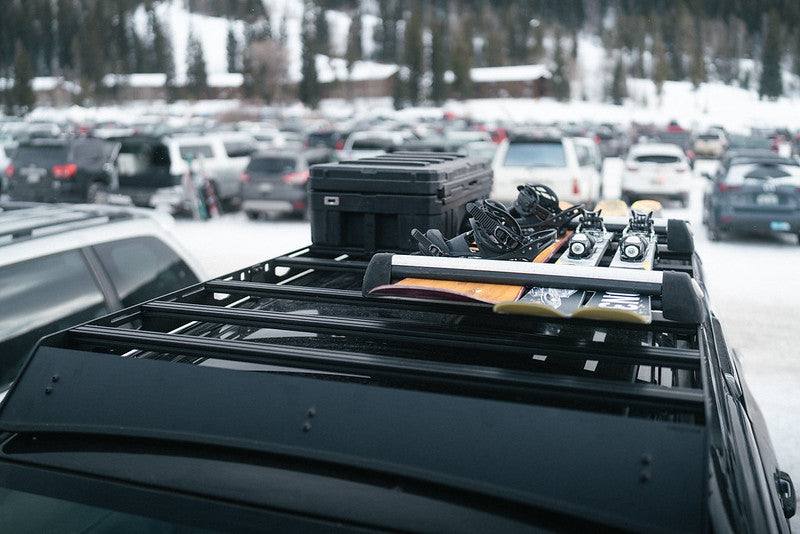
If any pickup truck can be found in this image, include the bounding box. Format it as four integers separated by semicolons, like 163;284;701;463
0;207;794;532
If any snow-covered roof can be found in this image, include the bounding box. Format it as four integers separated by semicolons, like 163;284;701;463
315;57;399;84
208;72;244;88
470;64;551;83
103;73;167;88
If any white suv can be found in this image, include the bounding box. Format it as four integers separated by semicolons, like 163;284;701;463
621;143;693;207
0;202;205;397
492;134;602;207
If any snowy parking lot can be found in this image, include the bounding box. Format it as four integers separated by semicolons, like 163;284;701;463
171;158;799;527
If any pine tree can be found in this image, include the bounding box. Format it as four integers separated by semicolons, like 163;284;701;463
652;36;671;102
345;12;362;69
759;9;782;100
10;41;36;116
430;14;447;105
404;3;424;105
450;17;474;100
186;29;209;99
378;0;397;63
611;56;627;105
299;2;320;108
315;6;330;57
551;30;571;101
689;15;706;89
227;24;238;72
151;9;176;101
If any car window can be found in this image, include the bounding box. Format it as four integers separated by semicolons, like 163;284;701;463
0;487;220;533
0;250;108;388
178;144;215;160
93;236;200;308
247;157;297;173
634;154;682;164
503;141;567;167
223;140;255;158
724;163;800;185
11;145;67;167
574;143;592;167
74;140;109;165
351;139;392;150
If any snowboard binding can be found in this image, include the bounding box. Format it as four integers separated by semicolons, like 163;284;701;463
619;210;655;262
412;199;557;261
511;183;584;233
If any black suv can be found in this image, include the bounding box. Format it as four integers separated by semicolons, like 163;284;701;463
5;138;120;203
0;203;794;531
703;155;800;242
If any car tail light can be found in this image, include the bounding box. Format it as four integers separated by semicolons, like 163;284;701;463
4;165;13;178
593;135;601;144
52;164;77;179
626;165;639;172
675;167;687;173
283;170;309;184
717;183;741;192
572;178;580;195
240;172;251;183
335;139;345;150
292;201;306;211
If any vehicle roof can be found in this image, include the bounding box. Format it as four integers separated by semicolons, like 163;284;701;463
628;143;687;157
0;202;203;276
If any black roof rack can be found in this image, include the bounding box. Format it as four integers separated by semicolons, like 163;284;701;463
0;217;713;531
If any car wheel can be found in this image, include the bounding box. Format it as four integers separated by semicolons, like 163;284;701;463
88;182;109;204
245;211;259;220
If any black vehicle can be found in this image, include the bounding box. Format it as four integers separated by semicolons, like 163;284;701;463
240;148;332;219
306;129;346;150
5;138;119;203
703;156;800;242
112;134;175;208
0;193;794;531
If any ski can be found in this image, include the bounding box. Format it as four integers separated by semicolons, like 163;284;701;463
495;209;612;317
609;210;658;271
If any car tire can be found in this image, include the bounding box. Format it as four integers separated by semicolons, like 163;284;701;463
245;211;259;220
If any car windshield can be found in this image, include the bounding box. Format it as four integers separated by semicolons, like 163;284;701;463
503;141;566;167
634;154;682;164
12;145;68;166
724;163;800;185
248;157;297;173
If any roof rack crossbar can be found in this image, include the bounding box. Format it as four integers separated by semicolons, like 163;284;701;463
68;325;706;414
142;301;702;370
267;256;369;273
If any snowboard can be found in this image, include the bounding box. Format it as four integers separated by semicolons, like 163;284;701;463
495;289;652;324
367;231;573;304
570;291;652;323
609;210;658;271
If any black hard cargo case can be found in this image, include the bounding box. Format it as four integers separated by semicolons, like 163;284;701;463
308;152;493;254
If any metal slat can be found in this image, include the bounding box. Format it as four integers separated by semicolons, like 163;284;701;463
142;301;702;370
268;256;369;273
68;325;706;415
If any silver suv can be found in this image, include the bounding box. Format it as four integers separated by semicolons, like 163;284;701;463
0;202;205;396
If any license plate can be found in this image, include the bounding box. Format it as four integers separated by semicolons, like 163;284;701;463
756;193;779;206
258;183;274;193
23;170;43;183
770;221;790;231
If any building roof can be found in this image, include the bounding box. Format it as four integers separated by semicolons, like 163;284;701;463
470;64;551;83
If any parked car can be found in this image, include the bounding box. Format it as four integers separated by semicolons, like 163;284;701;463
654;130;696;167
491;132;602;207
306;129;346;151
5;137;120;203
591;124;629;158
703;156;800;242
0;144;9;197
693;130;728;159
621;143;693;207
337;130;414;160
145;134;253;213
240;148;333;219
0;201;205;399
